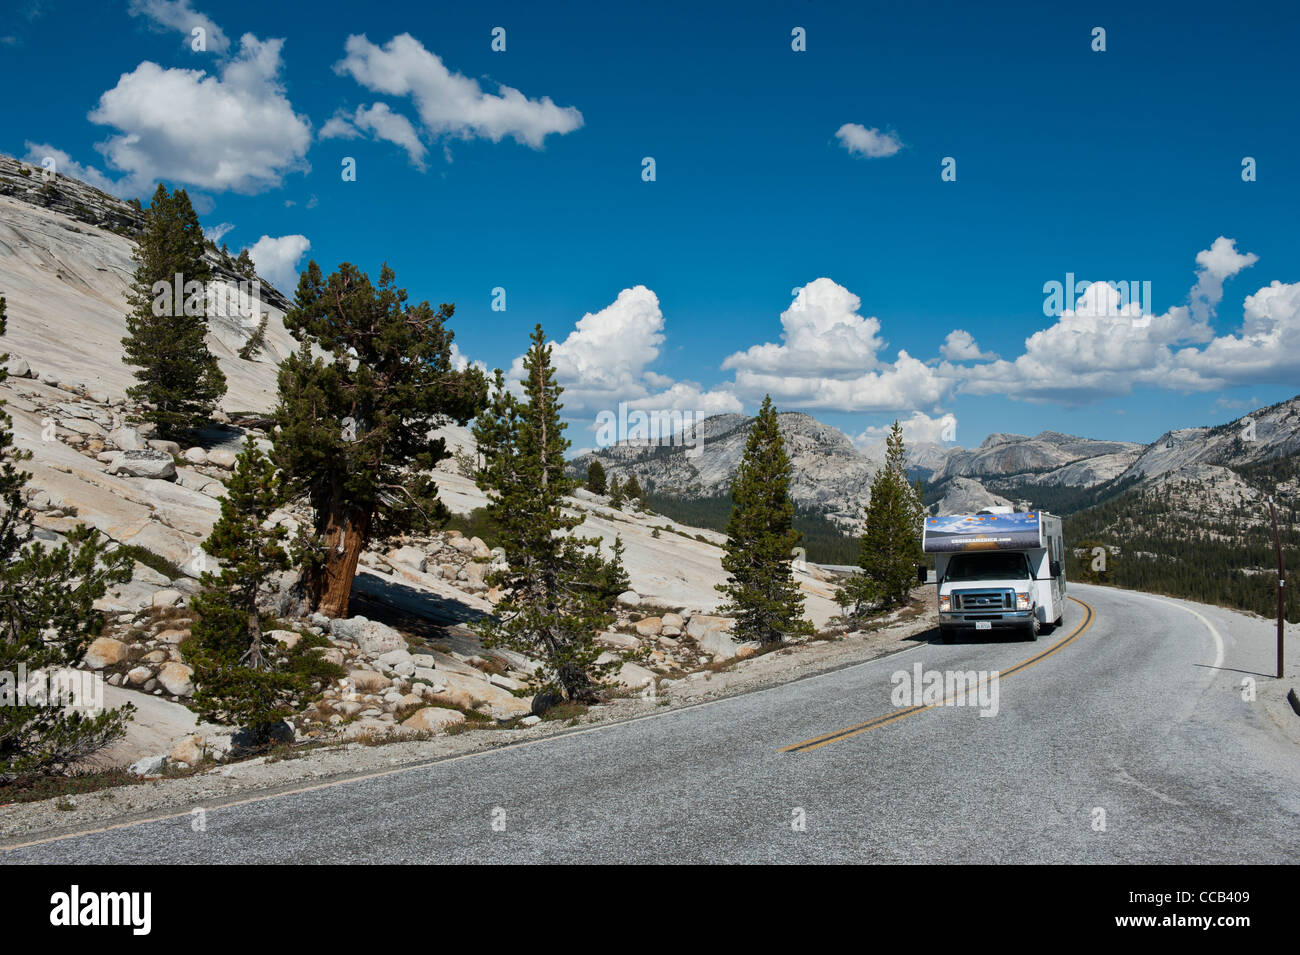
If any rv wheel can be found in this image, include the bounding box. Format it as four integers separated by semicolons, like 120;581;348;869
1024;620;1039;642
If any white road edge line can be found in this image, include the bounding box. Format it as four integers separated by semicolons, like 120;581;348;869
1125;589;1226;670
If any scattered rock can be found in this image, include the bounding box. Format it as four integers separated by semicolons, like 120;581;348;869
634;616;663;637
128;754;167;777
151;588;184;608
83;636;127;669
157;662;194;697
170;735;205;765
206;448;237;470
107;449;176;481
182;447;208;465
617;590;641;607
400;706;466;733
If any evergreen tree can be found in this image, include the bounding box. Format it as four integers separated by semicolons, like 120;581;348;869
846;421;924;612
185;439;340;741
0;298;137;780
716;396;813;645
473;326;621;701
272;262;487;618
608;473;624;509
238;313;269;361
585;459;607;495
121;184;226;440
623;474;644;510
235;248;257;280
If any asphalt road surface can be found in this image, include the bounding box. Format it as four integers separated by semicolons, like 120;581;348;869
5;583;1297;863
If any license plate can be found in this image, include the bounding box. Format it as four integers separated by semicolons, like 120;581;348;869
975;621;992;631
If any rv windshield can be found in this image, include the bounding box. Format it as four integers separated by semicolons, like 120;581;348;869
943;553;1031;583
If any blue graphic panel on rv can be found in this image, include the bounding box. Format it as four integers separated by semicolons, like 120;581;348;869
922;512;1043;553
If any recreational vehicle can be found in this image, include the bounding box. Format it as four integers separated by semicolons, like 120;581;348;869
921;507;1066;642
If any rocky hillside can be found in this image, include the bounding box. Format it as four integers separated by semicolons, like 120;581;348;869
571;411;882;531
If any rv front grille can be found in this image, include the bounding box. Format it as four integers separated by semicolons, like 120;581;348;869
953;589;1014;612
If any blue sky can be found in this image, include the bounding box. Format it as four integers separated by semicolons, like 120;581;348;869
3;0;1298;454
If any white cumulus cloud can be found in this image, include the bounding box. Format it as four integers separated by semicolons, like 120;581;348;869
836;123;903;158
88;33;312;195
333;33;583;153
246;234;310;294
721;278;951;413
940;329;996;361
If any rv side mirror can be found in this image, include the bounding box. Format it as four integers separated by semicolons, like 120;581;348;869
1050;560;1062;578
917;564;928;584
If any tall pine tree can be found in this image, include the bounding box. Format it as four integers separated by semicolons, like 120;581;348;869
272;262;487;618
845;421;924;612
121;184;226;439
585;459;607;495
716;396;813;645
473;326;621;701
0;297;137;780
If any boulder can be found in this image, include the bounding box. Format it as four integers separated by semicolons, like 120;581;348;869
3;355;31;378
147;439;182;456
107;449;176;481
267;629;301;650
617;590;641;608
377;649;413;667
83;636;127;669
634;616;663;637
330;615;406;654
156;628;189;645
170;735;205;765
206;448;237;470
686;614;735;640
597;630;640;650
347;669;393;694
182;447;208;465
107;426;146;451
126;665;152;686
128;755;167;777
662;612;685;630
616;661;658;690
696;628;741;660
151;588;184;608
157;662;194;697
400;706;466;733
387;545;427;572
469;536;491;559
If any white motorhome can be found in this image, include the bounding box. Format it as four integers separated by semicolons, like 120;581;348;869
922;507;1066;642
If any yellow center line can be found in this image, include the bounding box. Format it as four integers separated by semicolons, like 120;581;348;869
780;596;1095;754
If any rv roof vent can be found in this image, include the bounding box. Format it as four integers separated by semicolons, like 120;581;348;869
977;506;1016;515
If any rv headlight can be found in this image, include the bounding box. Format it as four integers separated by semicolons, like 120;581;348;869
1016;592;1032;611
939;595;951;612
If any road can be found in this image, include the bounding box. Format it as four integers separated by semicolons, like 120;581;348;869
5;583;1298;863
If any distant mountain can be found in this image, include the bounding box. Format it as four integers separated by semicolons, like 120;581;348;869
570;411;881;532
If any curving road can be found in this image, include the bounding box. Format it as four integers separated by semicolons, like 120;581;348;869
4;583;1298;863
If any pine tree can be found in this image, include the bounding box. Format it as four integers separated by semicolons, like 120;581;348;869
623;474;644;510
185;439;339;741
473;326;621;702
716;396;813;645
272;262;487;618
608;473;624;509
847;421;924;611
0;297;137;780
235;248;257;280
585;459;607;495
238;313;269;361
121;184;226;440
